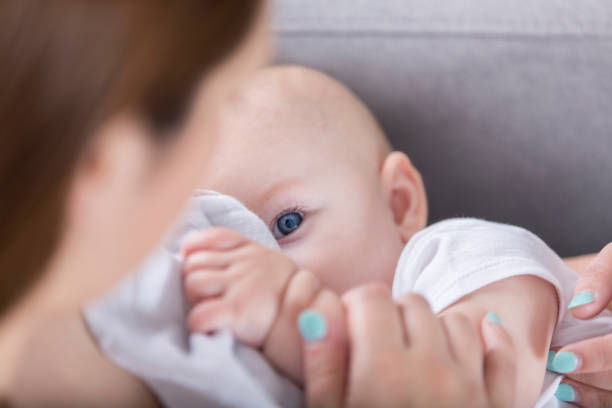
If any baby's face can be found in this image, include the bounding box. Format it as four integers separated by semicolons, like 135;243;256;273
202;80;406;293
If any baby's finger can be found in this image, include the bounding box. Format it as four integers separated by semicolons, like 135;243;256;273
187;299;234;334
481;314;516;408
552;334;612;374
183;250;236;274
184;271;229;304
570;243;612;320
440;313;483;378
281;270;322;318
555;378;612;407
181;227;249;257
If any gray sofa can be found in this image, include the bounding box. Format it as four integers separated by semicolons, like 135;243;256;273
272;0;612;257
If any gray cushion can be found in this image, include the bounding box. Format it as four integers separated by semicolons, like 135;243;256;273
272;0;612;257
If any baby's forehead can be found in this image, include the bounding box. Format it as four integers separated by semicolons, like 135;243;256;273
221;67;387;155
225;73;339;131
205;70;391;208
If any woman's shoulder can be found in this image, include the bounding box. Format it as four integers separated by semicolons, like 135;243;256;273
9;313;161;408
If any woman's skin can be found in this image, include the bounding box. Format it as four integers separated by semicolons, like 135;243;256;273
298;251;612;408
555;244;612;407
0;4;270;405
299;284;517;408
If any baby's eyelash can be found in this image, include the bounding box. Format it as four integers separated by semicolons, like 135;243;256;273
269;206;306;230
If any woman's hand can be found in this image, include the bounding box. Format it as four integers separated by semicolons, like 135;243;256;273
568;243;612;320
299;284;517;408
551;244;612;407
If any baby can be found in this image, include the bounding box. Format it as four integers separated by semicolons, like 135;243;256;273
181;66;612;407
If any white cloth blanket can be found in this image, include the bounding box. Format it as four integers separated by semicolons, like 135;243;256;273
85;191;302;408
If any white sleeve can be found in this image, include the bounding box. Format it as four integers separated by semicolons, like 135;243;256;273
392;218;612;408
392;218;612;347
392;218;569;324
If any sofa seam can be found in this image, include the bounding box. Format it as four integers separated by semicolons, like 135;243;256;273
274;17;612;36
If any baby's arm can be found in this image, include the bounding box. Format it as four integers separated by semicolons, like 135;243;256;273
437;275;558;408
181;228;336;383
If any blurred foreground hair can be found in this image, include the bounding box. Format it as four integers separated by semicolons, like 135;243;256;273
0;0;260;315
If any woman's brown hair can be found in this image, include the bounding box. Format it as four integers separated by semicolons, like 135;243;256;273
0;0;260;315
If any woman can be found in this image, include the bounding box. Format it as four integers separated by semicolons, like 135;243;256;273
553;244;612;406
0;1;516;407
0;1;267;405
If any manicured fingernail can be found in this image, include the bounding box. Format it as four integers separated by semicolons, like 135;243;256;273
546;350;556;371
555;383;576;402
486;312;502;325
552;351;580;373
568;291;595;310
298;310;327;341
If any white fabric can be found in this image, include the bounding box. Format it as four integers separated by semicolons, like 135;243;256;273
85;191;302;408
392;218;612;408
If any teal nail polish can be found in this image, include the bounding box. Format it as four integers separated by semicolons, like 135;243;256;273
546;350;556;371
486;312;502;325
568;291;595;310
298;310;327;341
552;351;580;373
555;383;576;402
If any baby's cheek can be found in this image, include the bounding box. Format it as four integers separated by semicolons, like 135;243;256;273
281;246;338;293
281;211;399;294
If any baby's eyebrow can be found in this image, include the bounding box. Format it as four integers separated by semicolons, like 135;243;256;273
260;178;305;204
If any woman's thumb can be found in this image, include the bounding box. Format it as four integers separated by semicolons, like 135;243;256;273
299;290;347;408
570;243;612;320
481;314;517;408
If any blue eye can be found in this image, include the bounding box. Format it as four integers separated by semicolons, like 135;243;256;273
273;211;304;239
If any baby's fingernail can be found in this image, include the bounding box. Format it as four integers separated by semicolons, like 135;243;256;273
486;312;502;325
552;351;581;373
546;350;556;371
298;310;327;341
568;291;595;310
555;383;576;402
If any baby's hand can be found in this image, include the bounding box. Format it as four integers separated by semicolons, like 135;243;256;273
181;227;339;384
181;228;298;348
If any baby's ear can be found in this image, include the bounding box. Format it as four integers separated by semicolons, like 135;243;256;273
380;151;428;242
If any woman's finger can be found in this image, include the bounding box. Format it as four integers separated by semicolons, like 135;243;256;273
555;378;612;407
570;243;612;319
481;314;516;408
566;370;612;392
342;283;406;352
552;333;612;374
300;290;347;408
440;313;483;378
399;293;448;355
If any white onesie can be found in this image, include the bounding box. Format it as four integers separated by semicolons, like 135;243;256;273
393;218;612;408
86;194;612;408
